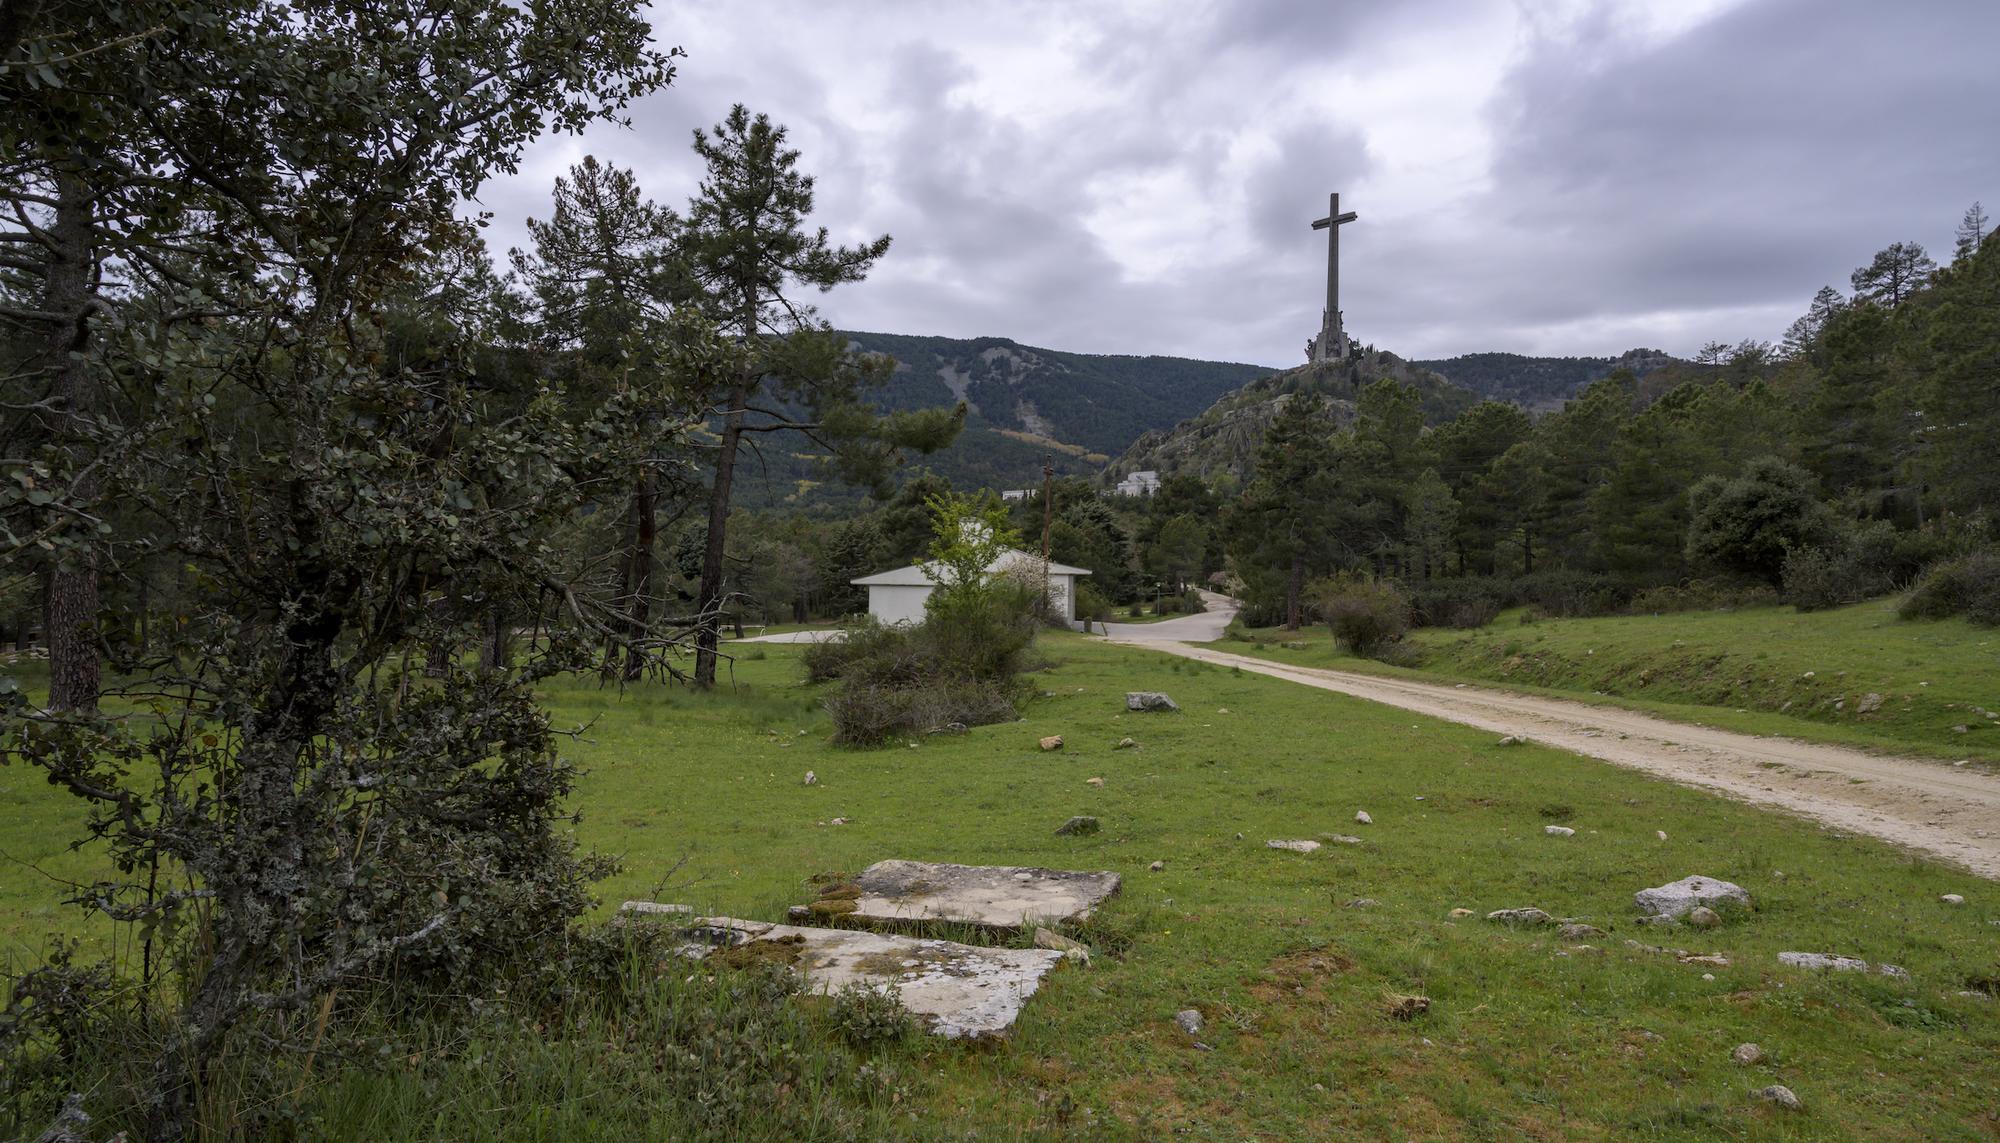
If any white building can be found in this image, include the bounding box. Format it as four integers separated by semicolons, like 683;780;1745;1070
851;550;1093;628
1114;469;1161;497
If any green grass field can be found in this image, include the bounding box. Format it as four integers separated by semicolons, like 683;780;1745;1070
1218;599;2000;766
5;635;1999;1138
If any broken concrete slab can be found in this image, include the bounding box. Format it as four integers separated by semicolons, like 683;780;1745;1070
830;859;1122;931
687;916;1064;1038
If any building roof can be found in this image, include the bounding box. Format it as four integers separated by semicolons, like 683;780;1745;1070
851;549;1093;587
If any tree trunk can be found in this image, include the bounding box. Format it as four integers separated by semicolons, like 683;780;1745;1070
694;383;749;688
41;169;101;712
1283;552;1304;631
622;465;657;681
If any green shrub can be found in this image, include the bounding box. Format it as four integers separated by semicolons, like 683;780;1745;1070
1513;570;1627;618
1407;580;1503;629
1631;578;1781;614
1900;549;2000;625
1309;575;1410;655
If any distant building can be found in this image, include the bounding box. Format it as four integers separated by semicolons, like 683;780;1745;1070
999;488;1035;502
851;550;1092;629
1114;470;1161;497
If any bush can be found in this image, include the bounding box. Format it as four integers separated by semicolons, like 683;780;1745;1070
1512;570;1627;618
1630;578;1780;614
1781;547;1858;612
1407;579;1503;629
1309;575;1409;655
1899;549;2000;625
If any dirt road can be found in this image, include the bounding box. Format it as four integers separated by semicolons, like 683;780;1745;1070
1106;595;2000;878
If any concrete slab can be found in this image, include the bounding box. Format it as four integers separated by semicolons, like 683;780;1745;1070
687;916;1065;1038
823;859;1122;930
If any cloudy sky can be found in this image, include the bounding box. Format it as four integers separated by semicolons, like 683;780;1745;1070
478;0;1999;367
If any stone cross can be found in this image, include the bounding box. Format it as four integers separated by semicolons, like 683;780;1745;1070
1308;192;1357;364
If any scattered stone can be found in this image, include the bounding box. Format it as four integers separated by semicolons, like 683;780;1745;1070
1085;777;1105;787
618;901;695;920
1320;834;1365;845
1686;906;1722;929
1496;735;1526;746
1878;963;1909;979
928;722;969;736
1149;860;1165;872
1174;1008;1204;1036
1054;815;1099;837
803;770;818;786
1634;914;1678;927
1778;951;1867;972
1544;825;1576;837
1753;1084;1802;1111
831;860;1121;930
1559;923;1607;940
1449;908;1476;918
1633;875;1751;919
1126;691;1180;713
1731;1042;1765;1066
1941;893;1965;905
1354;810;1373;825
1217;708;1231;715
1032;927;1091;964
1486;907;1554;926
1343;897;1379;909
828;817;849;826
1115;737;1138;749
1855;692;1885;714
685;917;1064;1039
1386;994;1431;1020
1267;839;1321;853
1678;953;1731;967
1702;972;1715;981
1656;830;1668;841
1039;735;1064;751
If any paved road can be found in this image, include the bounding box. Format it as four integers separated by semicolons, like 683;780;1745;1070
1096;590;1240;643
1103;596;2000;878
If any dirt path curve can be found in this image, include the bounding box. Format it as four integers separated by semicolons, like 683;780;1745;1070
1106;593;2000;878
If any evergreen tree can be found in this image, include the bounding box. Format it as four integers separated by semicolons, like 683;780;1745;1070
1850;241;1937;307
1225;394;1340;628
1954;201;1990;262
1780;286;1846;363
675;105;962;686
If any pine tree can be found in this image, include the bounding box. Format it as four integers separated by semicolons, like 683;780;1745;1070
1954;201;1989;262
1850;241;1937;307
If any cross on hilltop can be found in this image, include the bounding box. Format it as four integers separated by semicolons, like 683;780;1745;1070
1307;192;1357;364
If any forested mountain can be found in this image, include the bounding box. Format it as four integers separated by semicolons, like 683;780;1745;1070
732;333;1276;507
1107;347;1481;486
1411;348;1682;410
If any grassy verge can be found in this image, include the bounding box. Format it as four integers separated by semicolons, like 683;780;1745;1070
1214;599;2000;766
6;635;2000;1138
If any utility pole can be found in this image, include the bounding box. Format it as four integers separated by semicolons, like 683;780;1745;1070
1041;453;1054;559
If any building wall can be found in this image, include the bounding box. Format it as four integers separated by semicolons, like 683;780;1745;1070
866;584;932;626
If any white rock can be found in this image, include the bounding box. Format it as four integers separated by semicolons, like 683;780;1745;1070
1496;735;1526;746
1754;1085;1802;1111
1686;906;1722;929
1149;860;1165;872
687;917;1064;1039
1544;825;1576;837
803;770;818;786
1486;907;1555;926
1941;893;1966;905
1267;839;1321;853
1321;834;1365;845
1633;875;1751;918
1355;810;1373;825
1778;951;1868;972
1174;1008;1204;1035
1732;1042;1765;1066
1656;830;1668;841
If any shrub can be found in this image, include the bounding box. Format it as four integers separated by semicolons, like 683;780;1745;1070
1075;583;1115;631
1407;579;1503;629
1899;548;2000;625
1630;578;1781;614
1309;575;1409;655
1512;570;1627;618
1781;547;1856;612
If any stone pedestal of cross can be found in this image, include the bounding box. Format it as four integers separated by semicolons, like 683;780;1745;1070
1308;192;1358;364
